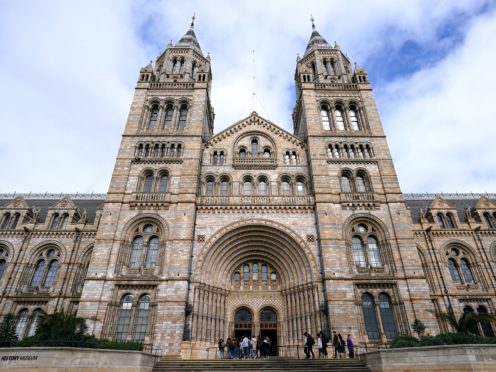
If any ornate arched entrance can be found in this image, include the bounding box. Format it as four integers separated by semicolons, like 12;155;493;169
188;220;324;350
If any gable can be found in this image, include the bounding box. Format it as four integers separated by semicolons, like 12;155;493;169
475;196;496;210
50;195;77;210
1;195;29;210
429;196;455;210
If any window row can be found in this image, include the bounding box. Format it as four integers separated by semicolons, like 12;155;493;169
321;103;365;131
463;305;495;337
327;143;374;160
202;175;309;196
232;261;278;284
436;212;457;229
283;150;300;165
129;223;161;269
341;170;372;193
15;308;44;340
362;292;397;340
135;142;183;159
0;212;20;230
446;248;474;285
115;293;152;341
238;139;273;159
139;170;170;193
145;102;189;130
211;150;225;165
352;223;382;268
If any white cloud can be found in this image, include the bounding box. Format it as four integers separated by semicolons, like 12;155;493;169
0;0;494;193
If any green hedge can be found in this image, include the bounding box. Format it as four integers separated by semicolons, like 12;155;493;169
391;333;496;348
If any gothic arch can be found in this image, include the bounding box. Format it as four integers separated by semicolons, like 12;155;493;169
119;213;169;241
195;219;319;288
29;240;67;262
342;213;391;241
0;240;14;257
439;239;477;259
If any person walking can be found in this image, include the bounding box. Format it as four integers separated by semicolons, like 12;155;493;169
250;336;257;358
317;333;323;358
303;332;315;359
332;331;339;358
347;334;354;359
226;337;234;359
218;338;225;359
337;333;346;358
241;335;250;359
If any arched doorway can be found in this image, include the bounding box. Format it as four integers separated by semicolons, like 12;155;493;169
234;307;253;339
260;307;277;356
190;221;323;349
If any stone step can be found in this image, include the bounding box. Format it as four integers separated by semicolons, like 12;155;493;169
152;358;370;372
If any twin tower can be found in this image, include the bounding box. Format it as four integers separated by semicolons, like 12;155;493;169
74;19;437;357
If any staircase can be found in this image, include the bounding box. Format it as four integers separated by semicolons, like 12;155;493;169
152;357;371;371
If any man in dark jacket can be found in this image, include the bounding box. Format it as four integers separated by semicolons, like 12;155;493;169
304;332;315;359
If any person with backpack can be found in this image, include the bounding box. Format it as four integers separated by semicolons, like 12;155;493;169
303;332;315;359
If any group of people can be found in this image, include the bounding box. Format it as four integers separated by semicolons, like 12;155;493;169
218;335;273;359
303;331;354;359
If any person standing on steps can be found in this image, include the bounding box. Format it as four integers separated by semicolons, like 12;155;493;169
241;335;250;359
218;338;225;359
332;330;339;358
303;332;315;359
347;334;354;359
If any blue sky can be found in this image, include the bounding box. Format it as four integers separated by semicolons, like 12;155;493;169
1;0;496;193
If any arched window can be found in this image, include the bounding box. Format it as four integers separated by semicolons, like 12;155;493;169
163;104;174;128
261;264;268;281
206;178;215;196
352;237;366;267
212;151;219;165
60;214;69;229
483;213;494;228
15;309;29;339
448;258;461;283
263;148;271;158
252;263;258;280
0;259;6;281
368;236;382;267
0;213;10;230
258;177;268;195
341;174;352;192
129;237;144;268
437;213;446;229
260;308;277;322
356;175;366;192
446;213;456;229
134;294;151;341
148;105;159;129
220;178;230;196
335;107;345;130
243;264;250;281
235;308;253;323
144;237;159;268
233;272;241;281
460;258;474;284
362;293;380;340
10;213;20;229
281;177;291;196
178;104;188;129
321;105;330;130
379;293;396;339
477;305;495;337
115;294;133;340
349;107;360;130
243;177;253;195
284;151;290;164
296;179;306;195
143;174;154;193
44;260;59;287
49;214;60;230
159;173;169;193
31;260;46;286
239;148;246;159
463;306;480;335
219;151;225;165
27;309;43;337
251;139;258;157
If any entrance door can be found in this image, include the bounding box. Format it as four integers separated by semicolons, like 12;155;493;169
234;308;253;340
260;308;278;356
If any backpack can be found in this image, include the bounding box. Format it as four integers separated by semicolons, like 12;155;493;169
308;335;315;346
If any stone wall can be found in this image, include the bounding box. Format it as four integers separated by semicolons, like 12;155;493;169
0;348;157;372
364;344;496;371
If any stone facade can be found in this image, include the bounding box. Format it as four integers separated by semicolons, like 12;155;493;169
0;21;495;359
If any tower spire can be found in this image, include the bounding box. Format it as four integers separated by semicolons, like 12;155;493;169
191;12;196;28
311;15;316;30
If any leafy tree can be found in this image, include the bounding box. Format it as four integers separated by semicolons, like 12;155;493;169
411;319;426;338
0;314;18;347
22;312;88;346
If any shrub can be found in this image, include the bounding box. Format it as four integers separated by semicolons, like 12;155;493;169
419;335;446;346
390;335;419;348
0;314;18;347
411;319;426;337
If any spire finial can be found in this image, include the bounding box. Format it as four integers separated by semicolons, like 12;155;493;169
191;12;196;28
310;15;316;30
